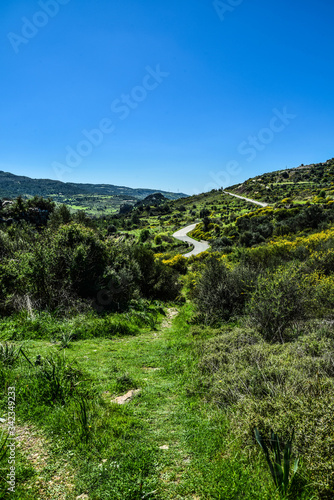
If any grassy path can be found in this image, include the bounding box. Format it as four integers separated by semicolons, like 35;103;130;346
85;305;200;499
14;305;275;499
70;306;272;499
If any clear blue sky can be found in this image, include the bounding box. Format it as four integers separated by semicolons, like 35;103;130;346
1;0;334;195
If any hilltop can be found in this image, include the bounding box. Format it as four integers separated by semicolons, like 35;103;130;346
134;192;168;208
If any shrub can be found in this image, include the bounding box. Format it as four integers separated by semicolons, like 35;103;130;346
189;251;211;263
131;245;181;301
154;234;162;245
150;261;182;301
139;228;150;242
194;258;257;324
195;326;334;498
48;204;72;229
246;264;308;342
211;236;233;252
239;230;265;247
47;223;108;301
200;208;210;217
162;254;188;274
303;249;334;276
107;225;117;234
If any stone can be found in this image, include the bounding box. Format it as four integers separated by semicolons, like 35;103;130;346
111;389;141;405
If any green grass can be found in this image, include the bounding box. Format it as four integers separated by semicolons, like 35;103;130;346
1;157;334;499
0;304;318;499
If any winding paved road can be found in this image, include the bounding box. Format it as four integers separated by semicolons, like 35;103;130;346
173;224;210;257
173;192;269;257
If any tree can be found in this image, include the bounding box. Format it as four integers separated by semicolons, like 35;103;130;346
139;229;150;242
202;216;210;232
48;204;72;229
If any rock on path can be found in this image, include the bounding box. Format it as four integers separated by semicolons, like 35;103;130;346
111;389;141;405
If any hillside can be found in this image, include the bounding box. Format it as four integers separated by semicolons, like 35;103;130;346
1;157;334;499
107;158;334;249
227;157;334;203
0;170;187;215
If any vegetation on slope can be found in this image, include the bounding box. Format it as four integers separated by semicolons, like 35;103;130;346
228;157;334;203
0;170;187;215
0;158;334;499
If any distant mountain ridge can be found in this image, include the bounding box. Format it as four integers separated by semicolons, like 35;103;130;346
0;171;187;200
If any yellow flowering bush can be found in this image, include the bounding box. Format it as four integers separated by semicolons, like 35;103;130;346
189;224;212;241
244;228;334;267
162;254;188;274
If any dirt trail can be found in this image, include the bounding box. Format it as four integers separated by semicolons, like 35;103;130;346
161;307;179;328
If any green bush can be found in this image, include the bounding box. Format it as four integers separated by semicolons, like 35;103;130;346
47;204;72;229
48;223;107;297
194;258;257;324
139;228;150;242
194;325;334;498
2;223;109;312
162;254;188;274
96;266;140;312
211;236;233;251
303;249;334;276
246;264;308;342
131;245;181;301
154;234;162;245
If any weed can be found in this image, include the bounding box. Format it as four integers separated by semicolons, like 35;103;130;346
59;331;74;349
75;397;91;443
115;373;137;393
34;352;82;405
0;342;22;366
255;428;299;498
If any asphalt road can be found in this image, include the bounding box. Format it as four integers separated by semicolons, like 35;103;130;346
222;190;269;207
173;192;268;257
173;223;210;257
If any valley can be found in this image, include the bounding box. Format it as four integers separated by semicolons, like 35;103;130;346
0;157;334;499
